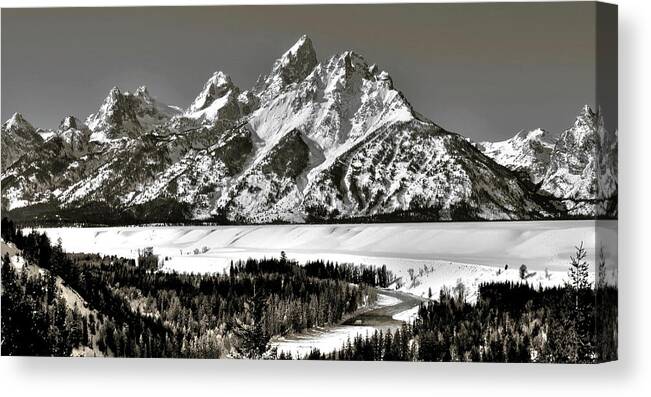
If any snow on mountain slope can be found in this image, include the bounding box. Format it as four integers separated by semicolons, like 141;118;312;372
477;105;617;217
248;49;414;153
0;113;44;170
477;128;556;184
218;42;548;222
220;129;310;222
2;116;95;210
535;105;618;216
253;34;319;103
86;86;180;141
301;120;549;221
1;35;616;222
123;125;254;214
541;106;600;199
184;71;245;122
52;116;92;155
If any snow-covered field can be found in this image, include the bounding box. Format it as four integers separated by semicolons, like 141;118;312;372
28;221;617;357
35;220;617;300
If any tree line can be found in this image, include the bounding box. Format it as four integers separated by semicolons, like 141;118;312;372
1;255;89;356
1;217;617;362
303;245;618;363
1;217;383;358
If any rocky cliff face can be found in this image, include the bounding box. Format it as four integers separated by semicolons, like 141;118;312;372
478;105;617;217
477;128;555;184
1;36;616;223
1;113;43;170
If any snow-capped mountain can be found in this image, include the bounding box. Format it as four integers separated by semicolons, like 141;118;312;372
1;113;45;170
539;105;617;216
53;116;92;154
253;34;319;103
0;36;616;224
85;86;181;141
477;128;555;184
184;71;245;122
540;106;600;200
478;105;617;217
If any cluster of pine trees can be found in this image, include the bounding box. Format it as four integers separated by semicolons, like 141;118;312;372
1;256;89;356
231;256;392;288
1;217;382;358
305;246;618;363
0;217;617;362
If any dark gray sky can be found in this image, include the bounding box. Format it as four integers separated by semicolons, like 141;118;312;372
2;3;604;141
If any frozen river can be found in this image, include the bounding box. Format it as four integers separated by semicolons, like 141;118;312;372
36;220;617;355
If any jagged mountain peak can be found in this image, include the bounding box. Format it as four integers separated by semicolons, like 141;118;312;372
1;113;43;171
325;50;369;74
574;104;598;129
2;36;615;222
512;128;555;144
478;127;557;185
85;85;180;140
565;105;601;143
3;112;34;131
539;104;603;202
281;34;315;63
8;112;26;123
97;86;126;109
580;104;595;116
184;70;243;122
133;86;161;106
208;71;233;86
188;71;237;114
255;35;318;101
340;50;367;62
59;115;81;131
318;50;397;91
52;115;91;152
107;86;122;101
247;38;419;153
85;86;140;136
134;85;150;97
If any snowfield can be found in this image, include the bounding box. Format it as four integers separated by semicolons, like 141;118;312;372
36;220;616;301
28;220;617;358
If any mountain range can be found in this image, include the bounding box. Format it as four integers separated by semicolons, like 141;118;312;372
0;35;617;225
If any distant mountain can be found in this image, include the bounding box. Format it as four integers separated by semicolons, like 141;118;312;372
477;128;555;184
85;86;181;141
1;113;43;170
0;35;616;224
539;105;617;216
477;105;617;217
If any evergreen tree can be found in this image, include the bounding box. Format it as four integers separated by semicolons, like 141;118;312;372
233;288;273;359
566;241;594;362
568;242;591;291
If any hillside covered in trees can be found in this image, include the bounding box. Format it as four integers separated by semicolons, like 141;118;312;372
302;247;618;363
1;217;616;362
1;217;390;358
